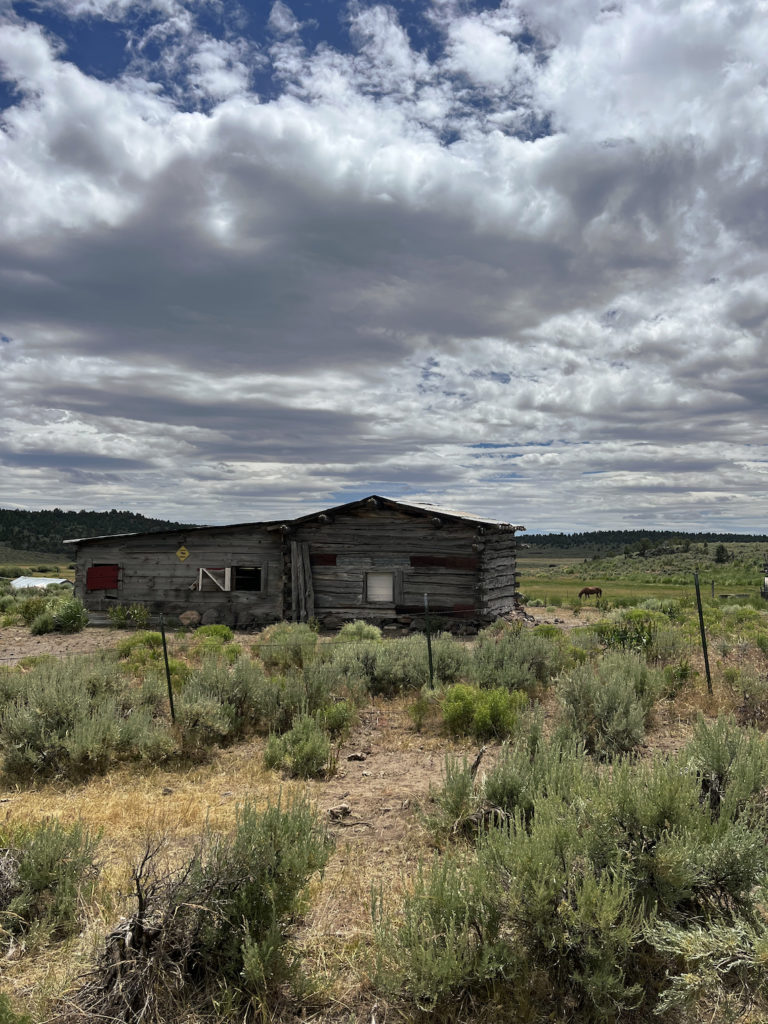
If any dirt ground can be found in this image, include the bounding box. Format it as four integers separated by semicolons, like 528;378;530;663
0;624;123;665
0;612;713;1020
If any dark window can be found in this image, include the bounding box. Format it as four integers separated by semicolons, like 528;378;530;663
86;564;119;590
234;566;262;591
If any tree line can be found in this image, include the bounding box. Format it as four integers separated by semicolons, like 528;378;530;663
525;528;768;554
0;507;195;555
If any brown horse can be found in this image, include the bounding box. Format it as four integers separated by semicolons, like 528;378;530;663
579;586;602;599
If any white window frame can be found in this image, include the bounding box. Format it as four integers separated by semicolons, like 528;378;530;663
366;570;395;604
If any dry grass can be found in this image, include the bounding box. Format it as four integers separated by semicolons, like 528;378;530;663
1;696;466;1021
3;610;768;1023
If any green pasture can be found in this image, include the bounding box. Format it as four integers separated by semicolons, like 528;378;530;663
519;576;692;605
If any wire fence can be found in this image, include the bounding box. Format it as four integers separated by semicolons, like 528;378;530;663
0;624;441;668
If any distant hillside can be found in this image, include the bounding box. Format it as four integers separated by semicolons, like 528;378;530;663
526;529;768;556
0;508;198;555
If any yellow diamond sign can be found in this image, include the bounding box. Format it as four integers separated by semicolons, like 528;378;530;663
176;545;190;562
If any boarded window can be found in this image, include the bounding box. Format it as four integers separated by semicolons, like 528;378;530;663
86;564;119;590
198;568;231;591
234;566;262;591
366;571;394;603
197;567;264;593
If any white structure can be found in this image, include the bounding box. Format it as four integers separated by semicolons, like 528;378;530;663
9;576;73;590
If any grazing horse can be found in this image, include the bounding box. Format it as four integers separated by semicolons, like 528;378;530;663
579;586;602;599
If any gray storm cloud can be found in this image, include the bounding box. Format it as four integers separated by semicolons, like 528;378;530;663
0;0;767;529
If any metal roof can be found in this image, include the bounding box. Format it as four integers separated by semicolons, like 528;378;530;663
10;576;72;589
64;495;524;545
290;495;525;531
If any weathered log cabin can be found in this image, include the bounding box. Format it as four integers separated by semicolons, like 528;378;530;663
66;496;524;630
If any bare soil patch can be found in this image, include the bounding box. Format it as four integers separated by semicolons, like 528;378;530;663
0;624;125;665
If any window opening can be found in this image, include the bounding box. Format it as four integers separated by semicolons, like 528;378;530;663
234;566;262;591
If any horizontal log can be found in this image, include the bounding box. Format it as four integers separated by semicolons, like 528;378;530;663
410;555;480;570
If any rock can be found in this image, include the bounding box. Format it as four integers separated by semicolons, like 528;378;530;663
201;609;224;626
321;615;346;630
179;610;201;627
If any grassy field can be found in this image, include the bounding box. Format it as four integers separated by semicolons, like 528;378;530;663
3;548;768;1023
519;540;767;607
0;545;74;580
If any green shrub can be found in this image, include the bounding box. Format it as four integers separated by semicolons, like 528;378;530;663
116;630;163;658
264;715;331;778
556;652;661;758
51;597;88;633
471;624;566;694
443;684;527;741
0;818;99;947
315;699;354;738
647;917;768;1016
388;727;768;1020
195;623;234;642
481;741;537;823
322;635;430;696
0;655;176;780
423;754;493;841
19;595;48;626
430;632;471;684
0;566;24;580
107;603;130;627
730;668;768;727
373;852;507;1012
407;689;435;733
29;611;54;635
254;622;318;670
108;603;150;629
590;608;686;665
368;635;429;695
0;993;31;1024
337;619;383;642
175;656;266;754
127;603;150;628
70;797;331;1020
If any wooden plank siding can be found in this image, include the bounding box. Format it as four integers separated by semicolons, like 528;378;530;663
73;526;283;627
69;496;521;629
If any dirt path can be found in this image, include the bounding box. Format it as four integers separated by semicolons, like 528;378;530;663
0;624;125;664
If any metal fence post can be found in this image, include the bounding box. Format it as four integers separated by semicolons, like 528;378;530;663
694;570;713;696
159;613;176;723
424;593;434;687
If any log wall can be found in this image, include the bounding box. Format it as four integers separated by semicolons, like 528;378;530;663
71;505;520;629
478;529;519;617
291;506;518;625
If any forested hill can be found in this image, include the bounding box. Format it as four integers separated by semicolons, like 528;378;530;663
526;529;768;555
0;508;197;554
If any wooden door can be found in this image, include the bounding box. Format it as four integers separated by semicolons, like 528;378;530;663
290;541;315;621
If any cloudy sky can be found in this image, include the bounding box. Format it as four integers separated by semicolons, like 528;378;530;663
1;0;766;532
